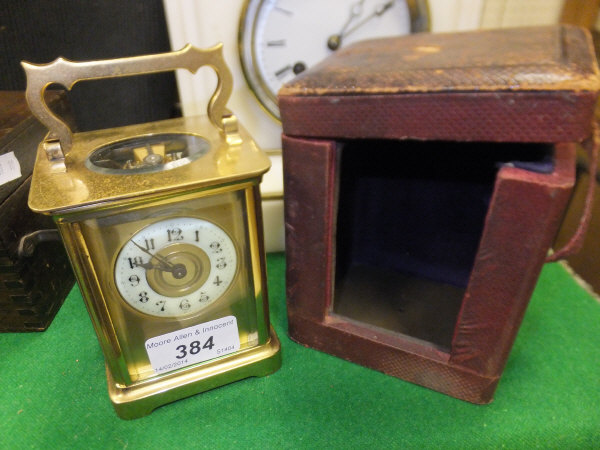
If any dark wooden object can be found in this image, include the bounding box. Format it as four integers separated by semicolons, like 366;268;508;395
0;91;74;332
279;26;599;403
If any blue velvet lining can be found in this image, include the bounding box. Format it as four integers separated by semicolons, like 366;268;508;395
335;140;555;288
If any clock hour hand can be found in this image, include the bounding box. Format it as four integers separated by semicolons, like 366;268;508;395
327;0;395;50
134;260;161;271
131;240;187;279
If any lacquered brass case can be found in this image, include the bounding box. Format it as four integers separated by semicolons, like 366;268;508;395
23;44;281;419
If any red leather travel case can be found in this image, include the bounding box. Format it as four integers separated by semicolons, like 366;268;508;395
278;25;599;403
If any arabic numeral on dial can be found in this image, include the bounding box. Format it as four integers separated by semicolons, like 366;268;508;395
199;292;210;303
144;238;155;250
167;228;183;242
216;257;227;269
139;291;149;303
213;276;223;287
128;256;144;269
128;274;140;286
209;241;222;253
156;300;166;312
179;299;191;311
195;230;200;242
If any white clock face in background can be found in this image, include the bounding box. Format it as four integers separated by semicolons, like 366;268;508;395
114;217;237;318
240;0;423;118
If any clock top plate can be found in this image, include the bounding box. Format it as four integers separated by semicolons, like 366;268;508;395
28;115;271;215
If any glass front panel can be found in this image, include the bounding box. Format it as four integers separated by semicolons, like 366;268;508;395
67;188;262;384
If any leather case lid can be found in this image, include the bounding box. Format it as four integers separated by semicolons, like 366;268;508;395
279;25;600;142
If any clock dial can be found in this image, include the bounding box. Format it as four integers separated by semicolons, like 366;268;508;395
240;0;425;118
114;217;237;318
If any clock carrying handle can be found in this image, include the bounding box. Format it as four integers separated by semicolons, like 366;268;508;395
21;43;233;157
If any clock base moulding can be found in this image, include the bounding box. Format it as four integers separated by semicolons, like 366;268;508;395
108;327;281;420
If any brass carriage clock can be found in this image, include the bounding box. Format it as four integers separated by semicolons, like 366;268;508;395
22;44;281;419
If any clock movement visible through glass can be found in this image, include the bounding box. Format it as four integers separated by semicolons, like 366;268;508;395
86;133;210;174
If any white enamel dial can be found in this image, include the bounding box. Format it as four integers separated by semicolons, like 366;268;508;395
114;217;237;318
240;0;425;118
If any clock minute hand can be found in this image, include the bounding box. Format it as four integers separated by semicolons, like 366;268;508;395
131;240;188;279
130;240;188;281
343;1;395;39
131;240;174;270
